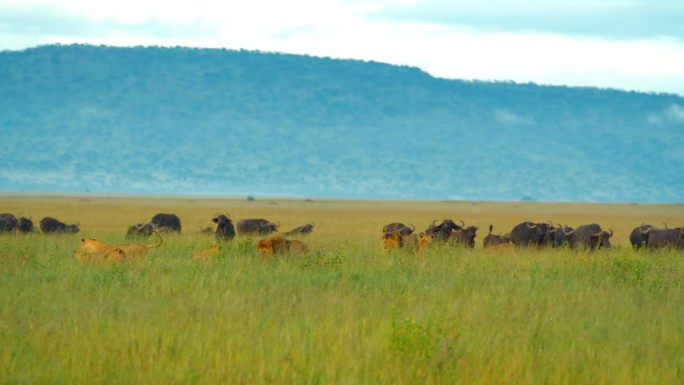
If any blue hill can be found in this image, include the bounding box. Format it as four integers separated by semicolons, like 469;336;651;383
1;44;682;202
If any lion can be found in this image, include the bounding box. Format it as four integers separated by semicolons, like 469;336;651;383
76;230;163;260
192;245;222;261
256;235;308;256
74;247;127;264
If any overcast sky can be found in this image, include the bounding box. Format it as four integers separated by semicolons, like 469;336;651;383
1;0;683;95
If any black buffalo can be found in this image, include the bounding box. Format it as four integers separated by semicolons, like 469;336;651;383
17;216;34;233
425;219;464;243
483;225;511;248
213;214;236;241
630;224;654;250
382;223;415;236
0;213;19;233
640;225;684;250
553;224;574;247
509;221;554;246
40;217;79;234
237;218;279;236
449;226;478;248
126;222;156;238
151;213;181;233
284;223;315;236
563;223;613;250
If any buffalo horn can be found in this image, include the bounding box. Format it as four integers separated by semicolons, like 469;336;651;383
639;223;655;234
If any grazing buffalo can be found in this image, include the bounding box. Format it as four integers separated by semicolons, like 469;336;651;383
640;225;684;249
257;235;308;256
1;214;34;234
553;224;574;247
563;223;613;250
151;213;181;233
450;226;478;248
382;223;415;236
283;223;315;236
17;216;34;233
425;219;464;243
483;225;511;248
212;214;236;241
126;222;155;238
509;221;553;246
0;213;19;233
237;218;279;236
630;224;653;250
40;217;79;234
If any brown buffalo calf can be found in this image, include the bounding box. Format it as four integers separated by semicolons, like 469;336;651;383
257;235;308;256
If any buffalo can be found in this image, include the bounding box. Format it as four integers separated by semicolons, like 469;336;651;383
151;213;181;233
382;223;415;236
283;223;315;236
449;226;478;248
509;221;554;246
563;223;613;250
126;222;155;238
212;214;236;241
639;225;684;249
1;214;34;234
237;218;279;236
553;224;574;247
483;225;511;248
425;219;464;243
17;216;34;233
0;213;19;233
40;217;79;234
630;224;653;250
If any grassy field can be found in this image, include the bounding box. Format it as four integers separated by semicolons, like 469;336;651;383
1;195;683;384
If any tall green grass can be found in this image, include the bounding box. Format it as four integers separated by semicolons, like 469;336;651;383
1;230;683;385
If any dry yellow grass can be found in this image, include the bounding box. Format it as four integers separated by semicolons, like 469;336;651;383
1;194;681;247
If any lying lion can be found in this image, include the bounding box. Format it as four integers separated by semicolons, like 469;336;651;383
74;247;127;263
76;230;163;262
192;245;221;261
257;235;307;256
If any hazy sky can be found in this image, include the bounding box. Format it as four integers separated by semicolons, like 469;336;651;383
2;0;683;95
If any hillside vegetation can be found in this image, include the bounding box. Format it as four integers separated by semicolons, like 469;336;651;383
1;44;683;201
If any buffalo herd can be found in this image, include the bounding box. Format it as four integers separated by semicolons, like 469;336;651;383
381;219;683;252
2;210;682;261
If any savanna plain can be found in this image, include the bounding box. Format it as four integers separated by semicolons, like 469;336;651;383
1;195;683;385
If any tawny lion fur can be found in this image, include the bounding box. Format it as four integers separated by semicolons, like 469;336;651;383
76;230;163;261
257;235;308;256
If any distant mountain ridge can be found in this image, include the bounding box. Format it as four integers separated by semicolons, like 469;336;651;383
0;44;682;202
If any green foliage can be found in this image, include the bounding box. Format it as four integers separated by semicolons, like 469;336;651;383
1;231;684;384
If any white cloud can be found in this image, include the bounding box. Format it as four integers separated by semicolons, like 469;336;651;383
1;0;684;95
